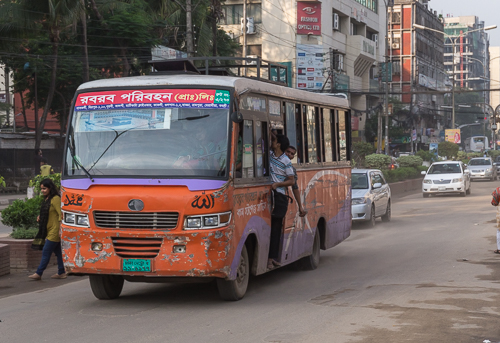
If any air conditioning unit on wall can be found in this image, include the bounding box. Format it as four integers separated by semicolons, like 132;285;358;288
333;13;340;31
391;43;400;49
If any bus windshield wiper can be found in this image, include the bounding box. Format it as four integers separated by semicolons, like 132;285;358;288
68;129;94;182
180;114;210;121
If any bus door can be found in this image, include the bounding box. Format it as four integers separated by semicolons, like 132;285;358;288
234;113;272;275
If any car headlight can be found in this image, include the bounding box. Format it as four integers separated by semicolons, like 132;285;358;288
184;212;231;230
452;178;463;183
62;211;90;228
423;179;432;184
352;198;367;205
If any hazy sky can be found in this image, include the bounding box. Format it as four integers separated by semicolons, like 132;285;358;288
431;0;500;47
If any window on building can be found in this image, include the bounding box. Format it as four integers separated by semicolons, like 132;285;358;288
222;4;262;25
354;0;377;13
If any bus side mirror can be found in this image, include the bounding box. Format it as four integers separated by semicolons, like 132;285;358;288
231;111;243;123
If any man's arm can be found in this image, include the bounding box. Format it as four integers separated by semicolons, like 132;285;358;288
291;188;307;217
271;175;294;190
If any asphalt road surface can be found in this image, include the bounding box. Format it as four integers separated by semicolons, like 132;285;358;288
1;181;500;343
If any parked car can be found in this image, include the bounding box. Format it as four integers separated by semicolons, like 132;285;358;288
421;161;471;197
468;157;498;181
351;169;392;227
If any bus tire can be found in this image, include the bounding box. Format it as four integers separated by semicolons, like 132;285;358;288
297;229;320;271
216;244;249;301
89;275;124;300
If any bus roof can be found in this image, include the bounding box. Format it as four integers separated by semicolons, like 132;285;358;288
76;74;350;110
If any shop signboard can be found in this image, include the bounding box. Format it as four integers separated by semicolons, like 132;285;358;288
296;2;322;36
296;44;324;90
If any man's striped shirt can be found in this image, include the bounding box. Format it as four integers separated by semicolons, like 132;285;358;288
270;150;294;195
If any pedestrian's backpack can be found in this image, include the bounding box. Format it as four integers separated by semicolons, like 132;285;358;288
491;187;500;206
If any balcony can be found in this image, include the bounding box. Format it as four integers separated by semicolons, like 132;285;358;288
346;35;377;77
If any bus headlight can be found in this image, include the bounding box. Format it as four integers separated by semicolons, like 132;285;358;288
184;212;231;230
62;211;90;228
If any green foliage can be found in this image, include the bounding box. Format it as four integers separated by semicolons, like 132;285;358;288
0;175;5;188
382;167;421;183
29;173;61;196
416;150;437;162
1;197;43;230
438;141;459;159
487;150;500;158
10;228;39;239
416;165;428;172
352;142;375;159
397;156;423;168
365;154;391;170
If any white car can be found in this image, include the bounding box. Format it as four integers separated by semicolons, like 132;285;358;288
421;161;471;197
351;169;392;227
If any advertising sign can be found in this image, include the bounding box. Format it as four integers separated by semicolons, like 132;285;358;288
445;129;461;144
429;143;438;157
296;2;322;36
296;44;324;90
74;89;231;111
412;129;417;142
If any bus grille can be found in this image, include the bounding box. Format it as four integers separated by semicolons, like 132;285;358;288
94;211;179;229
112;237;163;258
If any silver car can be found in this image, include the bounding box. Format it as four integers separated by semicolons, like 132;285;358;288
468;157;497;181
351;169;392;227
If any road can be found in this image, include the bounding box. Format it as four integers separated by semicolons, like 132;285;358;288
1;181;500;343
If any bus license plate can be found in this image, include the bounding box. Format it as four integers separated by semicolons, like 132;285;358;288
122;259;151;272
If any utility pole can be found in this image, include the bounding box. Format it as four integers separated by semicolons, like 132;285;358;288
4;66;10;127
242;0;247;75
186;0;194;57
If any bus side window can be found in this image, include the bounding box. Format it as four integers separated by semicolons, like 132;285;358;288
255;121;269;177
337;110;348;161
285;103;298;163
306;105;318;163
242;120;254;178
295;104;304;163
322;108;334;162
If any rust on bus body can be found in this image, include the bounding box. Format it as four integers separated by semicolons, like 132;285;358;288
61;184;236;278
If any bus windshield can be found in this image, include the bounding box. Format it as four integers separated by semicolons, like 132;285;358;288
64;89;230;178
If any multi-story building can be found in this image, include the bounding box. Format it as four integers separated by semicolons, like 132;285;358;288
220;0;386;140
490;46;500;112
388;0;447;141
444;16;491;104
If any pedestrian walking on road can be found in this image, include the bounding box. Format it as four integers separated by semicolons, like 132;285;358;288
29;179;66;280
490;187;500;254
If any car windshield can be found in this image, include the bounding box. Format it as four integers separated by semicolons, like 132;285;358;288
469;159;491;166
352;173;369;189
64;88;231;178
427;163;462;174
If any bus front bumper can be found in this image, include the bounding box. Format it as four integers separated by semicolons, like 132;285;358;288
61;225;234;279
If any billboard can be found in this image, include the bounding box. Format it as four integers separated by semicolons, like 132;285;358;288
296;44;324;90
445;129;461;144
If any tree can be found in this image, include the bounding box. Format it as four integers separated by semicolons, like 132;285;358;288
438;141;459;159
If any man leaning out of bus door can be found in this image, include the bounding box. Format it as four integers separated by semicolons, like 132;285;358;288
268;129;295;269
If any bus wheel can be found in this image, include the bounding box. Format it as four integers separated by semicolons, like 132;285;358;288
217;244;249;301
297;229;320;271
89;275;124;300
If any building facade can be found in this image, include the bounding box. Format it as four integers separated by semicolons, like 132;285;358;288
220;0;386;140
444;16;491;104
388;0;447;145
490;46;500;113
0;65;13;130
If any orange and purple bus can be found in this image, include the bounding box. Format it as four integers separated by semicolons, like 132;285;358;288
61;71;352;301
